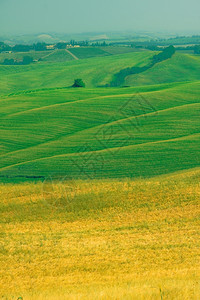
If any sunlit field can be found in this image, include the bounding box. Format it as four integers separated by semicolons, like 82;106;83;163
0;169;199;299
0;46;200;299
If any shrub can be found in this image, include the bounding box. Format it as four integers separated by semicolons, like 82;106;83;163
72;79;85;87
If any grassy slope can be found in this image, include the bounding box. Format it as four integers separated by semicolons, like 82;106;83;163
0;46;139;64
0;45;200;300
101;46;147;55
41;49;74;62
0;171;199;299
0;51;153;95
69;46;145;59
125;53;200;86
1;52;200;97
0;81;199;180
0;50;51;63
68;47;110;59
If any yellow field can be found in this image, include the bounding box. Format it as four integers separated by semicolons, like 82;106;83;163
0;169;200;299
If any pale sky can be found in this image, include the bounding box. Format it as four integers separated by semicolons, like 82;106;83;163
0;0;199;34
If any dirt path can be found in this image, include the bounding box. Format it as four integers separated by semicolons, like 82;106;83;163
65;49;79;60
41;49;58;59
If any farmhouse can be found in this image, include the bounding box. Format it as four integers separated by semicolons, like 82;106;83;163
67;44;80;48
46;44;55;50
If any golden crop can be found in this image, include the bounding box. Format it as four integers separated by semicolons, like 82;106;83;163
0;170;199;299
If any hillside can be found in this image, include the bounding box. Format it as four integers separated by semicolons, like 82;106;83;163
1;39;200;300
0;80;199;181
0;50;50;63
1;52;200;98
125;53;200;86
0;46;144;63
68;47;110;59
41;49;74;62
0;51;199;180
0;51;153;95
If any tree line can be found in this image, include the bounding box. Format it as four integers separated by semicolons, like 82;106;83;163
0;42;47;53
194;45;200;54
152;45;176;63
3;56;33;65
110;46;176;87
0;40;108;54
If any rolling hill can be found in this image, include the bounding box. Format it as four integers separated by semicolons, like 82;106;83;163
40;49;74;62
0;51;154;95
0;79;199;181
68;47;110;59
0;46;145;64
0;50;199;182
0;44;200;300
125;53;200;86
0;50;51;63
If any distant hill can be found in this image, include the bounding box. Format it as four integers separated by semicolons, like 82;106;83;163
41;49;74;62
125;53;200;86
0;51;153;95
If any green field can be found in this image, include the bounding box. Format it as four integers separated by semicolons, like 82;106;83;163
0;80;199;180
0;50;199;180
125;53;200;86
0;46;143;64
41;49;74;62
0;50;51;63
68;47;110;59
101;46;147;55
0;51;154;95
0;47;199;299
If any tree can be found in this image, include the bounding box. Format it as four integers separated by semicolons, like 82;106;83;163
0;42;12;53
33;42;46;51
56;42;67;49
101;41;107;46
70;40;76;46
12;44;31;52
22;56;33;65
194;45;200;54
72;79;85;88
3;58;16;65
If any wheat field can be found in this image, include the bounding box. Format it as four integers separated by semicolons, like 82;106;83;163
0;169;199;299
